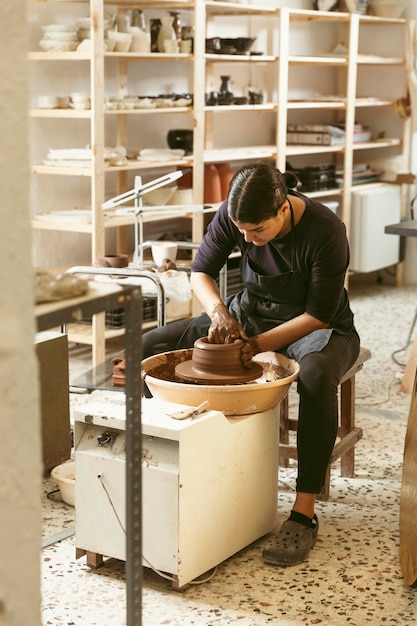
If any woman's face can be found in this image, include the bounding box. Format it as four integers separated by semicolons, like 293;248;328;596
232;203;288;246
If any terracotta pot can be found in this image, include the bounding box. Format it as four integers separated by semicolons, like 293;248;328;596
176;165;193;188
215;163;233;200
204;164;222;203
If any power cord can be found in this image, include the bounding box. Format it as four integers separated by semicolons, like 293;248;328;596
47;488;64;503
355;376;401;406
391;307;417;367
98;473;218;586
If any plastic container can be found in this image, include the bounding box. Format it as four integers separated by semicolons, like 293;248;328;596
51;460;75;506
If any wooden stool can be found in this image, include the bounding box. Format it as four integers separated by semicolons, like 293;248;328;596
279;346;371;501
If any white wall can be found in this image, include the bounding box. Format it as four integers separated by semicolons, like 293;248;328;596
1;3;42;626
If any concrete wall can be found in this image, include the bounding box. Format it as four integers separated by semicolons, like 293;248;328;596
0;4;42;626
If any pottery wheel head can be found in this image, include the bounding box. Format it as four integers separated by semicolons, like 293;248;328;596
175;337;264;384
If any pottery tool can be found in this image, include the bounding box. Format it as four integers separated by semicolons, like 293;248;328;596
169;400;209;420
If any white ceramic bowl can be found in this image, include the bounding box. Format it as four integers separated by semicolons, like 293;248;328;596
344;0;366;12
107;31;132;52
76;17;111;30
142;350;299;416
145;185;177;206
369;1;406;17
78;29;91;41
42;23;78;33
51;460;75;506
39;39;79;52
43;31;79;41
70;91;89;102
76;17;92;30
104;38;117;52
168;188;193;205
69;101;90;110
38;95;59;109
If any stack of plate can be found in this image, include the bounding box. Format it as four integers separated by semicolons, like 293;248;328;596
40;24;79;52
76;16;112;41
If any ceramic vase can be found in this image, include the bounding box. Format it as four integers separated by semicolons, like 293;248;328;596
170;12;182;39
157;16;176;53
128;26;150;53
150;18;161;53
219;76;234;105
204;164;222;203
132;10;146;30
215;163;233;200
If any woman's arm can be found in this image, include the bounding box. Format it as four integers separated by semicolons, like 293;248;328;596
190;272;223;314
190;271;247;344
254;312;329;354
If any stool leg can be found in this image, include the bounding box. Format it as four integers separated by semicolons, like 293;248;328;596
279;395;290;468
340;376;355;478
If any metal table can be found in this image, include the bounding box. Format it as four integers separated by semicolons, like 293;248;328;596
385;219;417;238
36;281;143;626
384;219;417;394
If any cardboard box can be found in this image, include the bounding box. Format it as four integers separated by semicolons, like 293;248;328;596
35;332;71;473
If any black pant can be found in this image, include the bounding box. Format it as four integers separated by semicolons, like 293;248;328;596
142;316;360;494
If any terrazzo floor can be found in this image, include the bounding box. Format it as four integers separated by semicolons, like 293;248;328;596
41;277;417;625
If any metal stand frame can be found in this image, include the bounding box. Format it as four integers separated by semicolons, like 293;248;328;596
102;169;203;267
65;265;167;327
36;283;143;626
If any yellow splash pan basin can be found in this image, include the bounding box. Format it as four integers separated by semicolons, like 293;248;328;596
142;349;299;416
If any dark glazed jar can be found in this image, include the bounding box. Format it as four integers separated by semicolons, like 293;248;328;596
150;18;161;52
167;129;194;155
219;76;234;105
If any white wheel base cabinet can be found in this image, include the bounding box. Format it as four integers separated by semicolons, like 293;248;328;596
74;394;280;589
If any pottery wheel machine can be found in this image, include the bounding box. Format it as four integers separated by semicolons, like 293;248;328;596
74;339;299;589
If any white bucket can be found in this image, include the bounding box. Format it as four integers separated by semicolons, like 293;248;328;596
51;460;75;506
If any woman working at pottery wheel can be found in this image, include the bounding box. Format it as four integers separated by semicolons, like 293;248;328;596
142;160;360;567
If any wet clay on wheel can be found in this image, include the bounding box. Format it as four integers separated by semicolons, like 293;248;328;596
175;337;264;384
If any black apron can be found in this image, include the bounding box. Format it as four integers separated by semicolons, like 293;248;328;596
226;200;333;361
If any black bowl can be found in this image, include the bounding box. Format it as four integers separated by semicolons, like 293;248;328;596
206;37;221;53
220;37;256;53
167;129;193;155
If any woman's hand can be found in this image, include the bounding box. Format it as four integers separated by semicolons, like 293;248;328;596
208;303;247;344
240;336;260;369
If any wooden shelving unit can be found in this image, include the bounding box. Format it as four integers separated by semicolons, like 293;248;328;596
28;1;410;361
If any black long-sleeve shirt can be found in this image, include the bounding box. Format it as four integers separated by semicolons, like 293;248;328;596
191;191;355;334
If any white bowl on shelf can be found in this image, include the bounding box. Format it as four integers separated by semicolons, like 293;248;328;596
344;0;368;13
41;23;77;33
39;39;79;52
145;185;177;206
107;30;132;52
104;38;117;52
368;1;407;17
76;17;111;30
78;28;91;41
43;31;78;42
37;95;59;109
